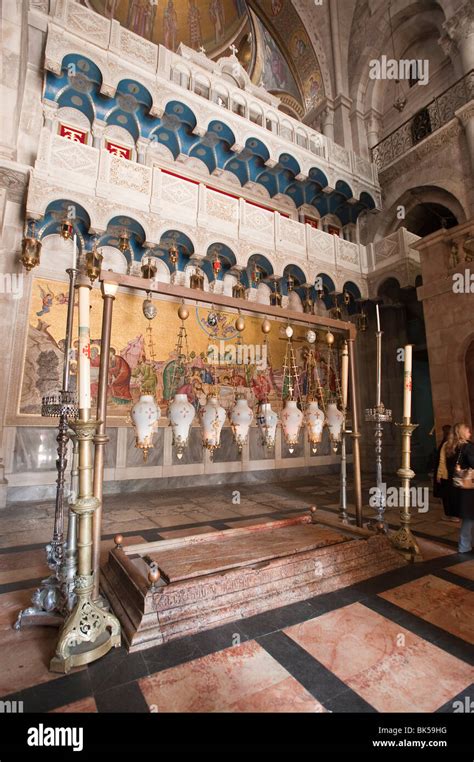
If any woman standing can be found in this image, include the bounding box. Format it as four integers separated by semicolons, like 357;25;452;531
435;425;456;521
444;423;474;553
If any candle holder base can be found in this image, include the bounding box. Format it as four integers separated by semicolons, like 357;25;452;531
391;526;422;562
50;583;120;674
366;518;389;534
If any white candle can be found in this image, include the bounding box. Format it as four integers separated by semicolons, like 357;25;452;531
341;341;349;410
376;303;381;333
78;282;91;413
72;233;77;270
402;344;413;420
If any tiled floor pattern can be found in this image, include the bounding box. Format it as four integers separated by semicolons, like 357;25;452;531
1;475;473;712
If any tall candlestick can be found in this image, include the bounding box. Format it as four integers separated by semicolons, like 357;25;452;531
72;234;77;270
341;341;349;410
376;303;381;333
77;277;91;416
376;331;382;408
402;344;413;420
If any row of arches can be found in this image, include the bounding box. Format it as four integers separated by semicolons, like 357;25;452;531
44;54;376;224
30;199;364;314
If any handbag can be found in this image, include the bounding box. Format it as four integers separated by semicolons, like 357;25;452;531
453;445;474;489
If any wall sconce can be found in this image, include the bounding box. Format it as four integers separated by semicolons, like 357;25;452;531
20;223;42;272
141;256;157;280
60;219;74;240
85;241;103;283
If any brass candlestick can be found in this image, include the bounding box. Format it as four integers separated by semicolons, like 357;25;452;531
50;415;120;672
50;275;120;673
391;418;422;561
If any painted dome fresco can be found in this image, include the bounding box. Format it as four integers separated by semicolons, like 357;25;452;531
86;1;249;55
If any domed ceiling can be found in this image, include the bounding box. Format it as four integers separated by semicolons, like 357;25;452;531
86;1;249;56
84;1;325;116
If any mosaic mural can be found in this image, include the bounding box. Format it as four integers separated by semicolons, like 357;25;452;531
19;278;340;421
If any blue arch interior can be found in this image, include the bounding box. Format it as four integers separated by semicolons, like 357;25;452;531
45;55;376;223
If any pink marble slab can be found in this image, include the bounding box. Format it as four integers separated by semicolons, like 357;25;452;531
139;639;325;712
446;559;474;581
380;575;474;644
51;697;97;713
285;602;474;712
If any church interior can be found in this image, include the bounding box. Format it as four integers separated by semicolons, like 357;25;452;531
0;0;473;736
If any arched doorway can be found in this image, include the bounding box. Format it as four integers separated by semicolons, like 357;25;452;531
466;340;474;428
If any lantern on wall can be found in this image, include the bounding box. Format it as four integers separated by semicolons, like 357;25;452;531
189;255;205;290
20;223;42;272
130;394;160;462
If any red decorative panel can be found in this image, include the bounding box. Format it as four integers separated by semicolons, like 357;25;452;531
105;141;131;159
304;216;319;229
328;225;341;236
59;124;87;143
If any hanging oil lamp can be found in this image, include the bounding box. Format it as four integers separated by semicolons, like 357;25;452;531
130;394;160;462
356;306;368;333
324;330;344;452
20;222;42;272
168;303;195;459
60;219;74;240
142;291;157;320
85;240;103;283
280;324;303;454
343;290;351;306
330;294;342;320
212;250;222;280
232;269;246;298
287;273;295;293
200;392;226;459
230;392;254;453
168;243;179;271
118;230;130;253
251;262;261;287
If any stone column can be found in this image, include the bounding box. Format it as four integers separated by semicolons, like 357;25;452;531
92;119;106;150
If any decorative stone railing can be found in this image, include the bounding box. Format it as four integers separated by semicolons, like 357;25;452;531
371;70;474;172
40;0;381;199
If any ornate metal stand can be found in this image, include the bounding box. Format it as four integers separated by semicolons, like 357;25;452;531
365;404;393;530
365;325;392;532
15;268;78;629
391;420;422;561
50;417;120;672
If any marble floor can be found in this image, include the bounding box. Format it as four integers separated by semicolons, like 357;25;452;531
0;474;473;713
